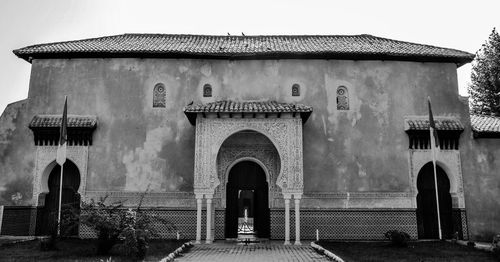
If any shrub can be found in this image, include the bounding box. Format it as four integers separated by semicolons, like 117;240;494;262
492;234;500;259
384;230;411;247
65;191;175;258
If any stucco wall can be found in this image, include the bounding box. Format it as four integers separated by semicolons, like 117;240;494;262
3;58;466;195
0;99;33;205
1;57;499;240
461;134;500;240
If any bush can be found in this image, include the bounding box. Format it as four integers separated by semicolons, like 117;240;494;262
384;230;411;247
65;192;175;258
492;234;500;259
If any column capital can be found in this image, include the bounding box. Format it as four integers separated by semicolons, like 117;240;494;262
283;193;292;200
205;194;213;200
293;193;302;200
195;193;204;199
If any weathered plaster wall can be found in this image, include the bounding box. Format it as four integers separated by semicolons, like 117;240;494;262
2;57;499;240
2;58;466;197
0;99;34;205
461;131;500;240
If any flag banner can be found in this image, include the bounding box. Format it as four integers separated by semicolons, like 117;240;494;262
56;97;68;165
428;98;440;152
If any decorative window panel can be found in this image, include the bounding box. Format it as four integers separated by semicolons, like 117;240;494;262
153;83;166;108
292;84;300;97
337;86;349;110
203;84;212;97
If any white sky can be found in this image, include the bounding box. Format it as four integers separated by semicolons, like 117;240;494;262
0;0;499;113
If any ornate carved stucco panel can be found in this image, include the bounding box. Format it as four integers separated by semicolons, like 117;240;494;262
193;117;304;196
408;149;465;208
32;146;89;205
215;145;280;208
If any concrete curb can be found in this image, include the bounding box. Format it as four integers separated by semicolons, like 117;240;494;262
0;236;36;247
310;241;345;262
159;241;193;262
447;239;495;252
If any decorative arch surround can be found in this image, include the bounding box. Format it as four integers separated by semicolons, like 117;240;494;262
408;150;465;208
336;86;349;110
215;143;281;208
193;117;304;196
33;146;89;206
153;83;166;107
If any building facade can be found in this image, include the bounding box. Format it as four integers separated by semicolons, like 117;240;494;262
0;34;499;242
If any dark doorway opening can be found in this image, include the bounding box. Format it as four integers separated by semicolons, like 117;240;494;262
41;161;81;236
416;162;453;239
225;161;270;239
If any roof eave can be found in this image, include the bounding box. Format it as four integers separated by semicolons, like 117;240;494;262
472;130;500;138
13;50;474;65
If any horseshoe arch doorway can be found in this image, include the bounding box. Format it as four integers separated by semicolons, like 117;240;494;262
225;160;270;239
41;160;81;236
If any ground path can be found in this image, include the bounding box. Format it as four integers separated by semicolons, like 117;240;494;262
175;241;330;262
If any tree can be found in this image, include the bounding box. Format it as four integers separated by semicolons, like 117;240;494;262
468;28;500;116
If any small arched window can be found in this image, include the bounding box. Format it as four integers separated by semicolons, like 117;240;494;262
292;84;300;96
203;84;212;97
153;83;166;108
336;86;349;110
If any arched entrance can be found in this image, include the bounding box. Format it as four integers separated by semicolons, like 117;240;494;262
41;160;81;236
416;162;453;239
225;161;270;239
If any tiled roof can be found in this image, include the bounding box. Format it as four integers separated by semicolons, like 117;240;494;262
13;34;474;65
404;118;464;131
184;100;312;113
29;115;97;129
471;114;500;138
184;100;313;125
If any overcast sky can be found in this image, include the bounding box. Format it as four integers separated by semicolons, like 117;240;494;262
1;0;499;113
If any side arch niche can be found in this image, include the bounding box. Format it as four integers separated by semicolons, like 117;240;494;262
39;160;81;236
408;150;465;209
416;162;453;239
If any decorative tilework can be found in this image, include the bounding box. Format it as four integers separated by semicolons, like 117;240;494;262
79;208;201;239
271;209;418;240
215;209;225;239
76;208;468;241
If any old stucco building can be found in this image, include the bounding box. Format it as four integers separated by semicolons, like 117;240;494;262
0;34;499;242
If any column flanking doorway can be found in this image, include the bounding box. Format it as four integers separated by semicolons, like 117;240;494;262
225;161;270;239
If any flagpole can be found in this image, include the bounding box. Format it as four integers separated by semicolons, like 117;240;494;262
57;163;64;236
428;97;442;239
431;145;442;240
56;96;68;236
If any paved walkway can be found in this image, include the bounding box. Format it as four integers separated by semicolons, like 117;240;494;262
175;241;330;262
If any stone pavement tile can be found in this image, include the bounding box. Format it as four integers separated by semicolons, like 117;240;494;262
176;241;330;262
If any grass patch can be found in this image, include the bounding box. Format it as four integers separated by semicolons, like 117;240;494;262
317;241;498;262
0;238;185;262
